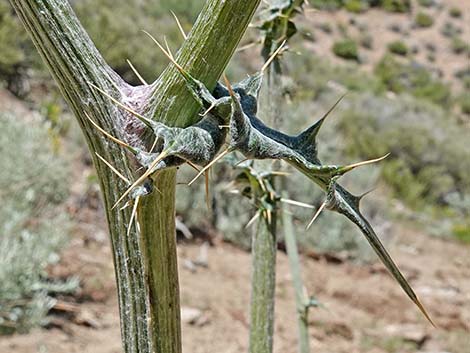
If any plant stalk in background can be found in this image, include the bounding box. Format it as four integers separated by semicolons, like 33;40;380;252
249;2;307;352
282;205;311;353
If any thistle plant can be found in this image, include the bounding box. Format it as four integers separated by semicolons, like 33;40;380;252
92;33;434;327
8;1;434;353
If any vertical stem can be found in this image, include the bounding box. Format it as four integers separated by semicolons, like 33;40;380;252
138;170;180;353
247;14;289;351
252;0;308;353
249;215;277;353
7;1;153;351
247;15;287;352
282;206;310;353
248;64;281;353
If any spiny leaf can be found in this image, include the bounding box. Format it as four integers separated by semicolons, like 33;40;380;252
329;183;436;326
296;93;346;145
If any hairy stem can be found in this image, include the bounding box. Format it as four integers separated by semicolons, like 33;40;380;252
149;0;261;128
137;171;180;352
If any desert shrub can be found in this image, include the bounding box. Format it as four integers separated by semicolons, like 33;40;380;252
387;40;409;56
418;0;434;7
344;0;368;13
359;34;374;49
452;224;470;243
445;193;470;217
424;42;436;52
414;12;434;28
0;3;26;72
445;193;470;243
318;22;333;34
285;54;384;100
336;22;349;37
0;115;76;334
338;93;470;207
440;21;462;38
363;0;382;6
457;71;470;90
381;0;411;13
310;0;412;12
388;23;403;33
448;7;462;18
0;3;40;95
425;53;435;62
458;93;470;115
147;0;206;19
332;38;359;61
451;36;469;55
357;22;369;33
310;0;344;11
462;77;470;90
374;54;451;106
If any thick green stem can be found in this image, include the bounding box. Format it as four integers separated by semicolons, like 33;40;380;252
282;206;310;353
149;0;261;127
9;0;261;352
249;216;277;353
138;1;261;352
138;171;180;352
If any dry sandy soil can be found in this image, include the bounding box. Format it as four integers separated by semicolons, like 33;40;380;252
299;0;470;91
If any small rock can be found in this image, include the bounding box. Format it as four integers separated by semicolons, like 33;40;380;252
182;259;197;273
181;307;202;323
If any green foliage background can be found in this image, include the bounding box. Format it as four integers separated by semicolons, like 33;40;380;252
0;116;77;334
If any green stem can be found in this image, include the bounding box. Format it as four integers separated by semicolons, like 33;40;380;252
247;12;288;351
249;215;277;353
149;0;261;128
282;206;310;353
260;7;312;348
137;171;180;352
248;58;281;353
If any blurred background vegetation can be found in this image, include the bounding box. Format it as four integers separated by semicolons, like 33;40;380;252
0;0;468;334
